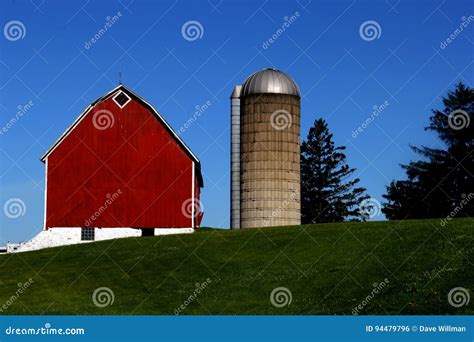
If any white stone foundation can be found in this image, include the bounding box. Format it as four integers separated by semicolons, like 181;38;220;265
9;227;194;253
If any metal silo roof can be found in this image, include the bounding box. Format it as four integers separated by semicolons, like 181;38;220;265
241;68;300;97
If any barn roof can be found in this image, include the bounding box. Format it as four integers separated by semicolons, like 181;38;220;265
40;84;203;187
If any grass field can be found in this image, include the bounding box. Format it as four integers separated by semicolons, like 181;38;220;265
0;218;472;315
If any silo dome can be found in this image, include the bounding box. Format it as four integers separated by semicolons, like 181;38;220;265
241;68;300;97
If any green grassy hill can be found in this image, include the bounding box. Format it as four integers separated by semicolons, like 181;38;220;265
0;219;472;315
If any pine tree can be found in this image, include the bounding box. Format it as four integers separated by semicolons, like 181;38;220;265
383;82;474;219
301;118;370;223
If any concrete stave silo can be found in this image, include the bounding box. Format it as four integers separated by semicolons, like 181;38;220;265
231;68;301;229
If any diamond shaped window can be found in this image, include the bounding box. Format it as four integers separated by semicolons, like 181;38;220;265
113;91;131;108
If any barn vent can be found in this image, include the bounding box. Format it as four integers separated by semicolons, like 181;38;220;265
113;91;131;108
81;227;95;241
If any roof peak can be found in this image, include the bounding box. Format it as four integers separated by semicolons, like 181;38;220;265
40;85;201;168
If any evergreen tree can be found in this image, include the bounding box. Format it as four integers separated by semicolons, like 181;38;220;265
301;118;370;223
383;83;474;219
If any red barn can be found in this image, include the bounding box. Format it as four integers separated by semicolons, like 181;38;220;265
29;85;203;248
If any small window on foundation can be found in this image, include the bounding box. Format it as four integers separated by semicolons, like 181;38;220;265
113;91;131;108
81;227;95;241
141;228;154;237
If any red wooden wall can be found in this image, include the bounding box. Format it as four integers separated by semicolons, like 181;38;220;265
45;89;201;229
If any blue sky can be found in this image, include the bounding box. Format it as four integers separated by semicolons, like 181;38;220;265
0;0;473;244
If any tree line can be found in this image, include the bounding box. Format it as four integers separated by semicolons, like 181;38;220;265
300;83;473;223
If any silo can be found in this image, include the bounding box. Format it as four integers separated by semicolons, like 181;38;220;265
230;85;242;230
230;68;301;229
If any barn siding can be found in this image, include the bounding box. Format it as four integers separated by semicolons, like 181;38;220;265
45;93;199;229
